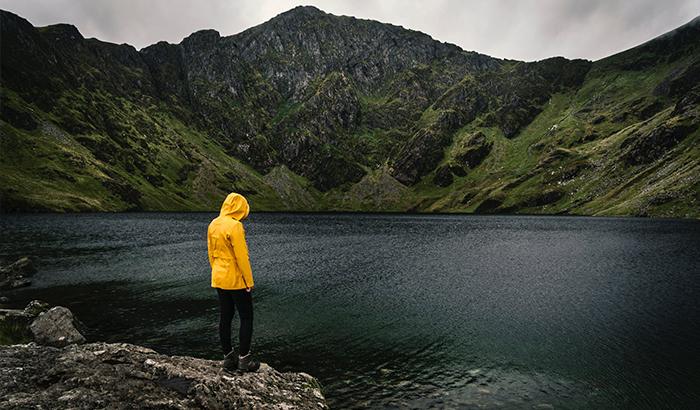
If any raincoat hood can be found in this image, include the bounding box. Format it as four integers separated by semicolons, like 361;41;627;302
219;192;250;221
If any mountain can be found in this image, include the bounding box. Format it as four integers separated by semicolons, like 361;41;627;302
1;6;698;217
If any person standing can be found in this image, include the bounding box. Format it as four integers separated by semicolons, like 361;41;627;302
207;192;260;373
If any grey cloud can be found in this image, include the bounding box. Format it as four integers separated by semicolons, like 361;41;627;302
0;0;698;61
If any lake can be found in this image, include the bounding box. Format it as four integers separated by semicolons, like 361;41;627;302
1;213;699;408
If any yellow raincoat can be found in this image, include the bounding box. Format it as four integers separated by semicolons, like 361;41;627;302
207;193;254;290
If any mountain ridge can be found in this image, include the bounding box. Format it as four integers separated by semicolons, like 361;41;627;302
1;7;698;217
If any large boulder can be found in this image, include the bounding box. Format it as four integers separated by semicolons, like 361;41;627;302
29;306;86;347
0;342;328;409
0;257;36;290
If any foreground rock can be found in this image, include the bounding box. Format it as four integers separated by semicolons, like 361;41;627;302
1;303;327;409
30;306;87;347
0;342;327;409
0;257;36;290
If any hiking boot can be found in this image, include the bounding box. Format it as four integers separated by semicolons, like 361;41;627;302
237;352;260;372
223;350;238;372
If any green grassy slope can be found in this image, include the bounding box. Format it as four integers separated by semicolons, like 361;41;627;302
0;87;301;212
415;52;700;218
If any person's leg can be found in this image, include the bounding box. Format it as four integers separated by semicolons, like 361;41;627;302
231;289;253;356
216;288;236;355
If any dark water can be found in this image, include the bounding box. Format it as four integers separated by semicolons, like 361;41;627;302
1;213;699;409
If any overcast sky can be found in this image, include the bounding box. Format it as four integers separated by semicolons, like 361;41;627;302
1;0;698;61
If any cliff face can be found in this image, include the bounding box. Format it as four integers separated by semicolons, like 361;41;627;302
1;7;698;217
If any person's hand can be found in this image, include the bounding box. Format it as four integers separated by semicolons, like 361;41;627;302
246;286;254;292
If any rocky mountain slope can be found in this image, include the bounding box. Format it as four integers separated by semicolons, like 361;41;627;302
1;7;698;217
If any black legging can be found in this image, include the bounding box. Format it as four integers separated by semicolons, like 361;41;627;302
216;288;253;356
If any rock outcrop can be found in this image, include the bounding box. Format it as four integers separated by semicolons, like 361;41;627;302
0;343;327;409
0;342;327;409
0;302;328;409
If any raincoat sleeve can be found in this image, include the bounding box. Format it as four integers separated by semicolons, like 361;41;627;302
231;222;254;288
206;227;214;268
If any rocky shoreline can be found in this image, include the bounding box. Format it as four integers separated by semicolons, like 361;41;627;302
0;299;328;409
1;342;327;409
0;257;36;292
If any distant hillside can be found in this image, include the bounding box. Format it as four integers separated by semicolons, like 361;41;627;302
1;6;698;217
